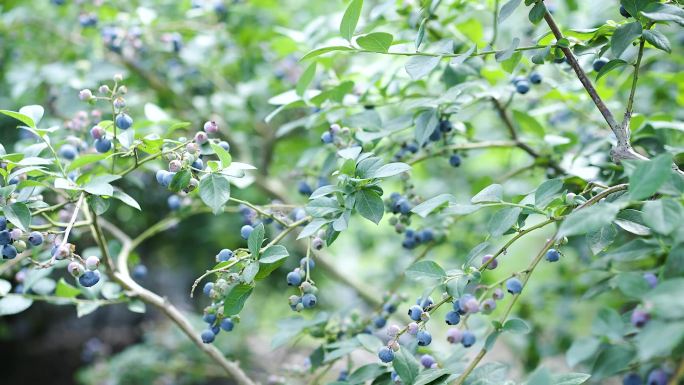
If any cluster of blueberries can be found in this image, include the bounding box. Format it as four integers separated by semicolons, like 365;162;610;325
200;249;239;344
320;123;344;144
512;72;542;95
286;257;318;312
371;297;401;330
392;118;462;168
623;368;670;385
67;255;102;288
78;76;132;154
0;217;44;260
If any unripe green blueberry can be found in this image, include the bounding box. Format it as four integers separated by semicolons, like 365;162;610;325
169;160;182;172
68;261;85;277
113;73;123;82
186;142;199;154
13;240;26;252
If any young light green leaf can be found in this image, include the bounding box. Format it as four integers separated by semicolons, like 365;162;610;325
340;0;363;41
471;184;503;203
223;283;254;316
300;46;354;61
356;32;393;53
210;142;232;168
296;62;317;97
405;55;441;80
199;173;231;214
628;152;673;200
0;110;36;128
406;260;446;281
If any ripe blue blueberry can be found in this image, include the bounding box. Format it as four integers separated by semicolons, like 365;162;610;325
203;313;217;324
211;326;221;335
643;272;658;288
439;119;453;133
59;144;78;160
506;277;523;294
163;172;175;187
453;299;466;315
429;128;441;142
191;158;204;170
417;296;433;310
383;303;397;314
167;195;181;211
337;370;348;381
298;181;313;196
300;257;315;270
201;329;215;344
593;58;609;72
2;245;17;259
416;330;432;346
0;230;12;246
515;80;530;94
373;316;387;329
647;369;669;385
408;305;423;321
286;271;303;286
481;254;498;270
220;318;234;331
302;293;317;308
216;249;234;262
219;141;230;152
203;282;214;297
449;154;461;167
115;113;133;130
321;131;334;144
156;170;168;186
631;309;649;328
79;270;101;287
623;373;642;385
420;354;436;369
94;138;112;153
545;249;560;262
132;264;147;279
445;310;460;325
0;217;6;231
240;225;253;240
529;72;542;84
27;231;43;246
461;331;476;347
620;5;631;18
378;346;394;363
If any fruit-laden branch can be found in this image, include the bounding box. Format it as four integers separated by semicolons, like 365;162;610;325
541;11;648;163
88;210;258;385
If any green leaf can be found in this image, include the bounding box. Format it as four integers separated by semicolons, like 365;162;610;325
405;55;441;80
112;190;141;210
553;372;591;385
412;194;456;217
296;62;317;97
127;299;146;313
223;283;254;316
210;142;232;168
566;336;600;367
501;51;522;73
591;345;635;380
199;173;231;214
67;153;109;172
642;199;682;235
528;2;547;24
611;21;642;57
595;59;627;81
558;202;620;237
636;320;684;360
643;29;671;53
87;195;110;215
340;0;363;41
256;245;289;280
644;278;684;319
4;202;31;231
512;110;545;137
0;110;36;128
628;153;673;200
499;0;522;23
615;272;650;298
371;162;411;178
393;348;421;385
640;3;684;25
414;109;439;146
535;178;563;208
300;46;354;61
488;207;521;237
503;318;530;334
356;32;393;53
0;279;11;296
83;174;121;196
348;363;387;384
77;302;100;317
169;169;191;193
415;18;427;49
591;308;624;341
242;261;260;283
526;366;552;385
471;184;503;203
297;218;330;240
0;294;33;315
355;189;384;224
357;334;383;352
406;260;446;281
19;105;44;125
248;223;265;257
495;37;520;61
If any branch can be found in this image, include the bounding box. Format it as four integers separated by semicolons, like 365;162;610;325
541;11;648;163
408;140;520;165
622;37;646;130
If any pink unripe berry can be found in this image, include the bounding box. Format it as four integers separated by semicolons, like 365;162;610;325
387;324;401;337
10;229;22;241
464;298;480;313
389;341;400;351
481;299;497;313
407;322;419;335
492;288;505;300
113;97;126;109
85;256;100;271
203;120;219;134
79;89;93;101
68;261;85;277
330;123;341;134
446;328;463;343
90;125;105;139
168;159;182;172
481;254;498;270
194;131;208;144
98;85;110;94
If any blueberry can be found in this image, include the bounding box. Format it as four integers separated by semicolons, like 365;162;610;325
373;316;387;329
453;299;466;315
529;72;542;84
378;347;394;363
620;5;631;18
417;296;433;310
201;329;215;343
203;313;217;324
132;264;147;279
446;328;462;343
286;271;303;286
515;80;530;94
219;141;230;152
163;172;175;188
156;170;168;186
408;305;423;321
2;245;17;259
481;299;497;313
0;217;6;231
406;143;419;153
85;256;100;271
506;277;523;294
593;58;609;72
167;195;181;211
92;137;111;153
429;128;441;142
449;154;461;167
220;318;234;331
300;257;315;270
27;231;43;246
416;330;432;346
8;177;18;185
390;371;400;383
545;249;560;262
203;282;214;297
631;309;650;328
643;272;658;288
492;288;505;300
420;354;436;369
647;369;669;385
302;293;317;308
211;326;221;335
439;119;453;133
0;230;12;245
59;144;78;160
240;225;253;240
420;229;434;242
115;113;133;130
623;373;642;385
461;331;476;347
298;181;313;196
216;249;234;262
321;131;334;144
79;270;101;287
445;310;460;325
191;158;204;170
383;303;397;314
337;370;348;381
481;254;498;269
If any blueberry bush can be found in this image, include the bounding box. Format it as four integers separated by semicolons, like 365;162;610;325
1;0;684;384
